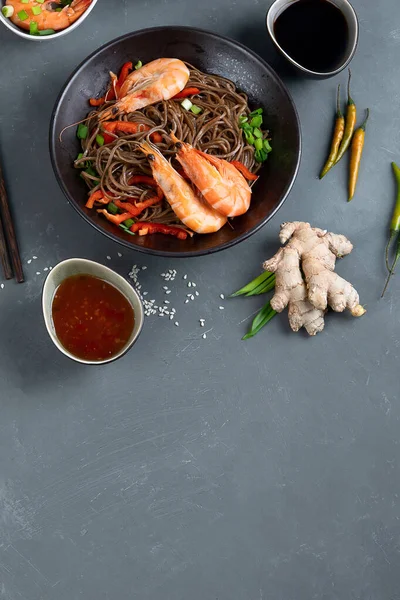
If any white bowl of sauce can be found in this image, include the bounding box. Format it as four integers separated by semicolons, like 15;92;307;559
42;258;144;365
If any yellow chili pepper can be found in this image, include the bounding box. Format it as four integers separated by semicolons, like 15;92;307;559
348;109;369;201
335;69;357;164
320;84;344;179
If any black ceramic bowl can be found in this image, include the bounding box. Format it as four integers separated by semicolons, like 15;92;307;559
50;26;301;257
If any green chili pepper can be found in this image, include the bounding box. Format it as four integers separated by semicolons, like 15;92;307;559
334;70;356;165
382;162;400;297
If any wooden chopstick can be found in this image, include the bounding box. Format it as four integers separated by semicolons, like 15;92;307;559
0;161;24;283
0;211;13;280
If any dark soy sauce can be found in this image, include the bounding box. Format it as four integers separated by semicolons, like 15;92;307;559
274;0;349;73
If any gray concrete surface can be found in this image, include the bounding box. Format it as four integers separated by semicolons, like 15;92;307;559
1;1;400;599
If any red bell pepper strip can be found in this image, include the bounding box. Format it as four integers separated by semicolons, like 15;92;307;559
230;161;259;181
102;121;163;144
88;61;132;106
97;210;134;225
86;189;109;209
130;222;189;240
117;62;133;90
173;87;201;99
114;196;162;217
127;175;164;200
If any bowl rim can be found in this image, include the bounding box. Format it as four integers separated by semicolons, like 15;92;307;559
42;257;144;365
0;0;98;41
49;25;302;258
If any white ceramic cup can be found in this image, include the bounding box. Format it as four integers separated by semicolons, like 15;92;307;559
42;258;144;365
0;0;98;41
266;0;359;78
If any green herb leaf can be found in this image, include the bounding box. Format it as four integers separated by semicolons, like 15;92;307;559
242;301;277;340
231;270;275;297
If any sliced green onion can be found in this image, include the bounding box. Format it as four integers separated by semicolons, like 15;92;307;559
254;148;267;163
81;165;98;178
244;131;255;146
76;152;84;160
107;202;119;215
250;115;263;128
1;5;14;17
249;108;263;116
38;28;55;35
264;139;272;153
190;104;202;115
96;134;104;146
253;127;262;139
135;60;142;70
77;123;88;139
181;98;193;111
55;6;62;10
36;0;45;3
17;9;29;20
29;21;39;35
254;138;263;151
21;0;29;3
238;116;248;126
123;218;134;228
32;6;41;15
119;224;136;235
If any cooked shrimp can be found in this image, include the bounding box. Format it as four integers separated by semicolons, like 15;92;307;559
7;0;92;31
170;132;252;217
100;59;190;121
138;141;227;234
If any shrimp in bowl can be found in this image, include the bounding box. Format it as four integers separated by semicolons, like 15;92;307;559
138;141;227;234
6;0;93;32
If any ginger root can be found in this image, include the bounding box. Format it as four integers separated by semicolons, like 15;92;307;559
263;222;365;335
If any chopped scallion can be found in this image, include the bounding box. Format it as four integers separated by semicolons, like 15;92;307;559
255;149;267;163
55;6;62;11
135;60;142;70
238;116;248;126
77;123;88;139
96;134;105;146
181;98;193;111
264;139;272;153
107;202;119;215
29;21;39;35
250;115;263;128
119;224;136;235
21;0;29;3
249;108;263;116
38;28;55;35
254;138;263;151
32;6;42;15
190;104;202;115
1;5;14;17
36;0;45;3
123;218;134;228
253;127;262;138
244;131;255;146
17;9;29;20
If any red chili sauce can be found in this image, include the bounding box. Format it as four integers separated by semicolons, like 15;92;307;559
52;274;135;362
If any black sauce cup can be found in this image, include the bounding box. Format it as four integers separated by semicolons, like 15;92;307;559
266;0;359;79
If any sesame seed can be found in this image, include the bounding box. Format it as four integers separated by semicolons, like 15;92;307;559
106;256;111;260
202;333;207;339
165;290;171;294
143;292;148;296
118;252;122;257
175;322;179;327
36;272;41;275
27;259;32;264
49;267;52;270
163;286;168;290
33;256;37;260
192;283;196;287
164;300;170;304
44;267;48;272
183;274;187;280
190;294;194;300
220;293;225;299
185;299;189;303
195;291;199;296
170;315;174;320
0;284;4;289
200;322;205;327
219;306;224;310
188;282;192;288
142;265;147;270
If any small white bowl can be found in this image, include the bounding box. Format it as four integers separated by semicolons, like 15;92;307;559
42;258;144;365
0;0;98;41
